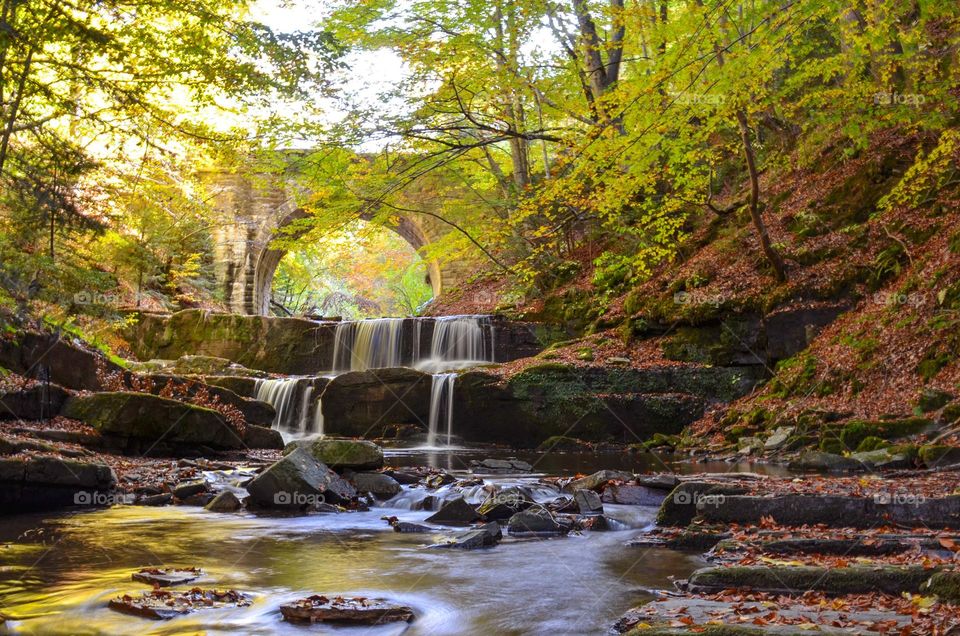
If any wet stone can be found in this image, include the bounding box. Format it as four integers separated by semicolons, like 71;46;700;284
279;595;414;625
131;567;202;587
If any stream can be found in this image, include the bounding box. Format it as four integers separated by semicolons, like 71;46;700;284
0;448;749;635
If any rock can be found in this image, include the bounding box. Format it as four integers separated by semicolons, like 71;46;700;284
686;564;935;596
108;588;250;620
635;474;680;490
245;447;356;510
472;458;533;472
63;392;244;451
180;492;215;507
0;455;117;513
436;521;502;549
286;437;384;471
172;480;208;499
788;451;861;472
0;384;70;420
139;493;173;506
563;469;632;493
695;493;960;529
600;484;666;506
279;595;414;625
204;490;242;512
574;489;603;515
917;388;955;413
763;426;795;451
391;521;433;533
351;472;402;500
919;444;960;467
132;567;202;587
424;472;455;488
849;448;911;470
241;424;284;450
507;508;572;536
923;571;960;602
425;497;480;526
0;331;124;391
607;357;630;365
319;368;432;437
477;487;533;521
655;481;749;527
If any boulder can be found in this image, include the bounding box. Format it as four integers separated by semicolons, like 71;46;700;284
63;392;244;451
507;508;573;536
763;426;795;451
425;497;480;526
0;331;124;391
788;451;862;472
601;484;665;506
917;388;955;413
350;472;402;500
319;368;431;436
205;490;242;512
0;384;70;420
574;489;603;515
0;455;117;512
286;437;384;471
563;469;632;493
436;522;502;549
172;480;208;499
849;448;911;470
655;481;750;527
242;424;284;450
245;448;356;510
919;444;960;468
477;487;533;521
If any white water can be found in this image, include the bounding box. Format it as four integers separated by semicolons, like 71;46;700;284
426;373;456;447
331;317;405;372
254;378;323;436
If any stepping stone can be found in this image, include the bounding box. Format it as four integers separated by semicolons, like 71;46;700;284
131;567;202;587
108;588;249;620
279;595;414;625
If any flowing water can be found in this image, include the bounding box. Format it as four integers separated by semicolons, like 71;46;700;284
0;450;706;635
254;378;323;436
425;373;456;448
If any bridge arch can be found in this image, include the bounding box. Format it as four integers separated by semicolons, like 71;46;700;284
203;171;458;315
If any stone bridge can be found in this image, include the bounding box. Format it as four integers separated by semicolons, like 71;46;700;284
201;170;475;315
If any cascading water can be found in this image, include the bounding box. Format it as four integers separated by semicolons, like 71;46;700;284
254;378;323;436
426;373;456;447
331;318;405;372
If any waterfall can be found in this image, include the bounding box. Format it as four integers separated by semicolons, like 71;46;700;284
426;373;456;447
254;378;323;436
332;318;405;372
431;315;493;363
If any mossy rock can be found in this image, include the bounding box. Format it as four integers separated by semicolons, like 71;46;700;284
537;436;592;452
575;347;594;362
284;437;384;471
923;570;960;602
819;438;845;454
942;401;960;424
919;444;960;468
838;417;933;451
686;564;935;596
916;388;955;413
855;436;889;452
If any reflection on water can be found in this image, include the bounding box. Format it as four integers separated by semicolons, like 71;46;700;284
0;447;781;635
0;482;703;634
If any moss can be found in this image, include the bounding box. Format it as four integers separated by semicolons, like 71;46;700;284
943;402;960;424
575;347;594;361
855;436;889;452
688;564;935;596
918;444;960;467
923;571;960;602
839;417;932;450
819;438;845;454
916;388;955;413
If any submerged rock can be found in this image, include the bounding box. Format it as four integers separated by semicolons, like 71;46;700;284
436;521;502;549
279;595;414;625
245;447;356;510
425;497;480;526
471;458;533;472
131;567;202;587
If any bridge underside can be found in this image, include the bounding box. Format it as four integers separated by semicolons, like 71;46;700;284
203;172;472;315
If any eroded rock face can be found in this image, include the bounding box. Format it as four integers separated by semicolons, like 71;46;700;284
0;384;70;420
0;331;124;391
245;448;356;510
320;369;431;437
0;455;117;513
62;392;245;451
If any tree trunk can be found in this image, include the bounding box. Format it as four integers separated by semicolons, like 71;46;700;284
736;110;786;282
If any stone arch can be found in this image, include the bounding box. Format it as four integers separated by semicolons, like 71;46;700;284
204;169;468;315
251;205;443;316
